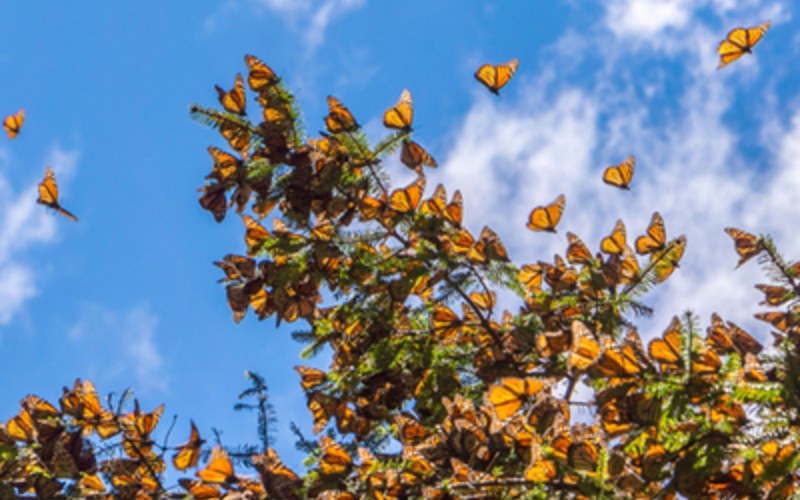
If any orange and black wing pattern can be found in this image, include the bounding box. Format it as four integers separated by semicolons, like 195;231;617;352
474;58;519;95
635;212;666;255
383;89;414;131
37;167;78;222
527;194;565;233
3;109;25;140
215;73;247;116
717;21;770;69
725;227;763;268
603;155;635;190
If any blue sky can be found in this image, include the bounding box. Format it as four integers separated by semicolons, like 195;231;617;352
0;0;797;477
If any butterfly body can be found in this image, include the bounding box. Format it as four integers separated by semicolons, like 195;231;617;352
37;167;78;222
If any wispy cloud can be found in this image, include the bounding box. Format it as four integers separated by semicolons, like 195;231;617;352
0;145;78;326
68;303;167;393
427;0;791;341
207;0;365;55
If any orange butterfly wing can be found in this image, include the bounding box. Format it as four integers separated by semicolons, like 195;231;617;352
197;445;235;484
215;73;247;116
37;167;78;222
383;89;413;131
400;139;437;173
725;227;763;267
325;95;359;133
474;58;519;95
173;421;205;471
603;155;635;190
635;212;666;255
3;109;24;140
601;220;627;255
526;194;565;232
717;21;770;69
244;54;277;92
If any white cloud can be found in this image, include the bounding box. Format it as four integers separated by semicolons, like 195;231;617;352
0;145;78;326
208;0;366;54
431;0;791;344
68;302;168;393
605;0;694;38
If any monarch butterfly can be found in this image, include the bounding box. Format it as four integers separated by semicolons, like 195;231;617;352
173;421;205;471
318;436;352;476
124;401;164;456
472;226;510;263
75;379;119;439
566;232;592;265
215;73;247;116
294;366;327;391
724;227;763;268
21;395;60;420
206;146;241;183
431;304;463;342
252;448;301;499
717;21;771;70
420;184;463;228
199;183;228;223
218;117;251;153
474;58;519;95
755;284;792;306
243;215;270;257
648;316;684;374
519;263;544;291
244;55;277;92
450;458;494;484
6;410;36;442
568;320;601;372
3;109;24;140
395;413;429;446
568;441;599;472
325;95;359;133
387;177;425;214
603;155;635;190
400;139;437;173
198;445;236;484
526;194;566;233
383;89;413;131
588;344;645;383
485;377;550;421
755;311;795;333
307;391;333;434
653;235;686;284
635;212;666;255
37;167;78;222
525;445;557;482
601;220;627;255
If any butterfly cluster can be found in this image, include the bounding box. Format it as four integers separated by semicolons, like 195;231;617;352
0;21;787;499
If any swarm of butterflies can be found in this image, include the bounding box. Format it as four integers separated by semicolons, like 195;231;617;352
3;19;793;500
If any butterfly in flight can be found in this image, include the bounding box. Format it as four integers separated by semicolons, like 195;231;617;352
527;194;565;233
37;167;78;222
3;109;25;140
717;21;771;69
603;155;635;190
474;58;519;95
